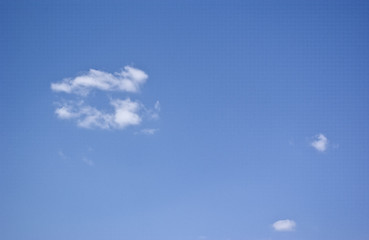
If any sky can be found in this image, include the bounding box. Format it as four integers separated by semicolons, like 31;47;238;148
1;0;369;239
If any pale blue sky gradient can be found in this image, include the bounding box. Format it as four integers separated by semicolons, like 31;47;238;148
1;1;369;239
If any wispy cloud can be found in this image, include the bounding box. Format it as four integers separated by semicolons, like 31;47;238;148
54;98;142;129
272;219;296;232
51;66;159;130
136;128;159;135
144;100;161;120
58;150;68;159
154;101;160;111
82;157;94;166
51;66;147;95
311;133;328;152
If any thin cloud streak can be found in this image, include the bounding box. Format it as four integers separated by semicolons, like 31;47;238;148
136;128;159;135
51;66;148;95
272;219;296;232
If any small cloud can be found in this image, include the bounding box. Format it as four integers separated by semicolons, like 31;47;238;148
272;219;296;232
82;157;94;166
154;100;160;111
136;128;159;135
58;150;67;159
55;106;79;119
311;133;328;152
111;98;142;128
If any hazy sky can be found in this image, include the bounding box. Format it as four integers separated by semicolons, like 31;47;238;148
1;1;369;239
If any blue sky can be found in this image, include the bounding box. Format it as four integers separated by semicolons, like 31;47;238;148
1;0;369;239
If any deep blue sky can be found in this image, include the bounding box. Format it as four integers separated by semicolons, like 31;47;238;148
1;0;369;239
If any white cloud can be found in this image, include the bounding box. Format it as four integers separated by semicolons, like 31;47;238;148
111;99;142;128
55;105;79;119
51;66;148;95
55;98;142;129
52;66;159;130
311;133;328;152
272;219;296;232
76;105;112;129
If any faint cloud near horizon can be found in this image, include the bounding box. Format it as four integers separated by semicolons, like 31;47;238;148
51;66;160;130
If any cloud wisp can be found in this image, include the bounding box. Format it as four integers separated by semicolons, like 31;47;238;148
311;133;328;152
55;98;144;129
52;66;159;130
136;128;159;135
82;157;95;166
58;150;68;159
51;66;148;95
272;219;296;232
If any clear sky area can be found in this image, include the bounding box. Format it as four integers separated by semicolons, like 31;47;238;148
1;0;369;239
